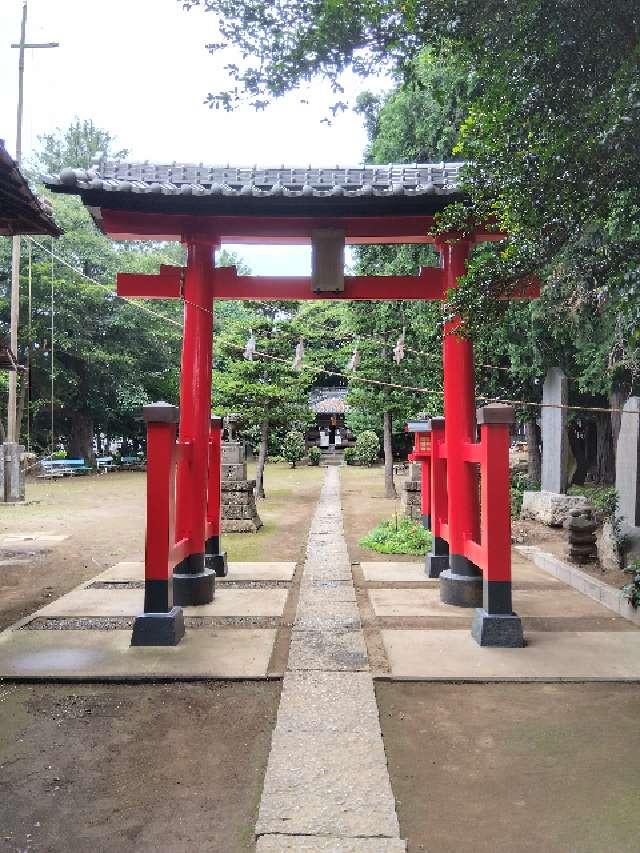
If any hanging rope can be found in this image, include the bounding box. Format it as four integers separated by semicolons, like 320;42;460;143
393;327;406;365
346;343;360;372
292;337;305;372
25;237;638;416
243;329;257;360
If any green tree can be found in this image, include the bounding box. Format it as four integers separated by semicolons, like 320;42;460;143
213;300;313;497
33;118;128;175
1;120;184;458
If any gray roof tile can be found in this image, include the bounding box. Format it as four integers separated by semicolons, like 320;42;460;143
47;157;464;199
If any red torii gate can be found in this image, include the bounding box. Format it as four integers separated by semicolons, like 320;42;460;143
48;160;537;648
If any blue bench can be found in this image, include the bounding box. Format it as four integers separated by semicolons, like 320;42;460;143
39;458;92;478
119;455;146;471
97;456;116;472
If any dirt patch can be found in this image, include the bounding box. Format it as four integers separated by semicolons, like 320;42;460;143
513;518;631;590
377;682;640;853
0;681;279;853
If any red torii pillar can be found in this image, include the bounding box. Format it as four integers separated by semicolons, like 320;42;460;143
172;241;217;606
437;237;483;607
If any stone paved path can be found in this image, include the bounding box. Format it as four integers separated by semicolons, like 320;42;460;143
255;467;406;852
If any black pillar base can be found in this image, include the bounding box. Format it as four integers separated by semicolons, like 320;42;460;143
173;570;215;605
471;608;524;647
207;552;228;577
426;534;449;578
131;607;185;646
440;555;483;607
173;553;215;605
426;554;449;578
205;536;228;577
421;514;431;531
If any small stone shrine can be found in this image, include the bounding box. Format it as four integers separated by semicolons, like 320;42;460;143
221;414;262;533
566;509;597;564
401;463;422;520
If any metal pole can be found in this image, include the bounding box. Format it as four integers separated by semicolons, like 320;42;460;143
6;2;60;444
7;2;27;443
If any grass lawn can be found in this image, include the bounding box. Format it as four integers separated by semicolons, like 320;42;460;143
226;462;325;562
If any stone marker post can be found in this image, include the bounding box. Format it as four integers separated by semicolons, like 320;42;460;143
541;367;569;494
1;442;25;503
615;397;640;557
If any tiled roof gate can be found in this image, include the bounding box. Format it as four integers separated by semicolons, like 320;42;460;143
49;159;464;201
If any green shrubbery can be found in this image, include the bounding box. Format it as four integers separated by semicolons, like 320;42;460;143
510;471;533;516
343;447;357;465
281;431;306;468
359;516;432;556
568;485;618;522
307;446;321;466
355;430;380;466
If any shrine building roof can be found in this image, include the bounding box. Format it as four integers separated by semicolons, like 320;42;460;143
1;140;61;237
45;158;466;222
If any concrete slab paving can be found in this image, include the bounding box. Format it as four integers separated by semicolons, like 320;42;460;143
92;561;143;582
274;671;378;733
256;467;403;848
0;628;276;679
381;629;640;680
257;836;406;852
359;556;560;585
288;630;368;671
369;587;607;619
93;560;295;583
256;730;400;838
32;586;288;619
361;562;434;583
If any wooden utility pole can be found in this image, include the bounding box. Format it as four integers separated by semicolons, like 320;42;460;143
7;1;59;442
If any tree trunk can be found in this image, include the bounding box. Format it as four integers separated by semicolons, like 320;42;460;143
568;421;588;486
255;418;269;499
383;411;397;499
593;412;615;485
16;367;29;445
525;416;541;485
68;411;94;463
610;388;626;456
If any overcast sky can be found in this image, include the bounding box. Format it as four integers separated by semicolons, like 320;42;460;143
1;0;389;273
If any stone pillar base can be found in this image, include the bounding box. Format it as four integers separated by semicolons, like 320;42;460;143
131;607;185;646
173;555;215;605
440;569;483;607
471;608;524;647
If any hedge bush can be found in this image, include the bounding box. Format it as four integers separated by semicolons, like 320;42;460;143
355;430;380;466
343;447;357;465
307;446;321;466
281;431;306;468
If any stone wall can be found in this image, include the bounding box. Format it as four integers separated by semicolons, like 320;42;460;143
221;441;262;533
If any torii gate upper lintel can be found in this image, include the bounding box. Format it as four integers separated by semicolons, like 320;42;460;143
47;160;537;648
